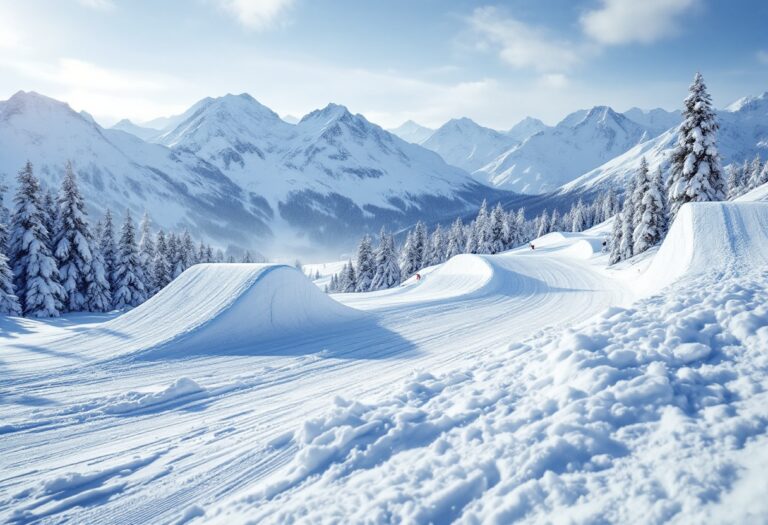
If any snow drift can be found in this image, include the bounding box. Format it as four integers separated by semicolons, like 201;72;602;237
636;202;768;293
100;264;363;359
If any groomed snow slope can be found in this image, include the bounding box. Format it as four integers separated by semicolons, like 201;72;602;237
633;202;768;294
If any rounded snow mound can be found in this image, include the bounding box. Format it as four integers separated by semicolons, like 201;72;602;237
636;202;768;293
106;264;363;357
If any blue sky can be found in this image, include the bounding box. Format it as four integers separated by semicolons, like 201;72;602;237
1;0;766;129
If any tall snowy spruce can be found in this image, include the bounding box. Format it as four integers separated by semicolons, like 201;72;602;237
138;213;156;281
0;248;21;316
668;72;726;218
53;162;93;312
608;212;623;265
87;220;113;313
355;234;375;292
371;229;401;291
445;217;465;260
619;181;636;261
633;161;668;255
427;224;446;265
488;203;505;254
100;209;118;292
9;162;65;317
152;230;171;292
400;221;427;278
112;210;147;309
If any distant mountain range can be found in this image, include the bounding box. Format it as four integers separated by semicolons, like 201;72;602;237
0;91;505;258
3;88;765;257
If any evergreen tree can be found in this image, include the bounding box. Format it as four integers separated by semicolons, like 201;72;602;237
341;260;357;292
242;251;253;263
400;222;427;277
726;164;743;199
152;229;171;292
371;229;401;290
474;200;492;254
354;234;375;292
0;249;21;315
138;213;155;280
608;212;623;265
197;241;207;264
86;226;112;313
537;210;549;238
100;209;117;292
571;199;587;232
42;188;57;252
0;179;9;254
634;165;668;255
465;221;479;254
488;203;506;254
112;210;146;309
9;162;64;317
550;209;561;233
748;155;768;189
215;248;224;263
668;72;726;218
619;190;635;261
445;217;465;260
427;224;447;264
205;245;214;264
515;208;527;244
53;162;93;312
182;230;196;268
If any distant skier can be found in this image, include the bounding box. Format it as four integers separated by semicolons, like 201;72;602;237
530;243;535;250
415;273;422;281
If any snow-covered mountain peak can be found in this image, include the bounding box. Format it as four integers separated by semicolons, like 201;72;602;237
506;116;548;141
726;91;768;113
1;90;81;123
388;120;434;144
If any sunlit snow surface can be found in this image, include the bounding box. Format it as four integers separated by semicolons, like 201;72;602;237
2;202;768;524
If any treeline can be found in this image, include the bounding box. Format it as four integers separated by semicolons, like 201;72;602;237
0;162;240;318
327;191;620;293
727;154;768;199
609;73;728;264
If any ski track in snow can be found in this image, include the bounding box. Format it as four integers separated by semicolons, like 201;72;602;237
1;202;767;523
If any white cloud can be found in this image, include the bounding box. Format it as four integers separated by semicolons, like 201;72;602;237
467;7;585;73
77;0;115;10
214;0;294;30
581;0;698;45
538;73;569;89
758;50;768;65
0;5;21;49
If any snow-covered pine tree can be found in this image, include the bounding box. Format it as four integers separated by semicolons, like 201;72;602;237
745;154;762;190
181;230;196;268
619;188;635;261
151;230;170;293
100;209;117;292
112;210;146;309
86;229;112;312
608;212;623;265
668;72;726;218
537;210;550;238
464;221;479;254
242;251;253;263
9;162;65;317
445;217;465;260
571;199;587;232
474;201;492;254
138;213;155;280
632;159;668;255
342;260;357;293
515;208;527;244
550;209;561;233
488;203;506;254
53;162;93;312
0;179;9;254
726;165;742;199
197;241;206;264
602;188;619;222
205;245;214;264
0;248;21;315
401;223;427;278
371;229;401;290
425;224;445;265
354;234;375;292
42;188;57;252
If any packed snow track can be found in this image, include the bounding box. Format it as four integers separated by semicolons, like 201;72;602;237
3;238;631;523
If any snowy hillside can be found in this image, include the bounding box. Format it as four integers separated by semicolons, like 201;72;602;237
0;91;506;257
388;120;433;144
2;200;768;523
476;106;649;194
0;91;270;250
421;117;518;173
506;116;549;142
110;119;161;141
561;91;768;194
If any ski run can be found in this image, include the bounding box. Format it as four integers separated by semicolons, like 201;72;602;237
0;195;767;523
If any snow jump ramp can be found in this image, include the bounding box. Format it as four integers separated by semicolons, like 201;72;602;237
637;202;768;293
103;264;363;358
